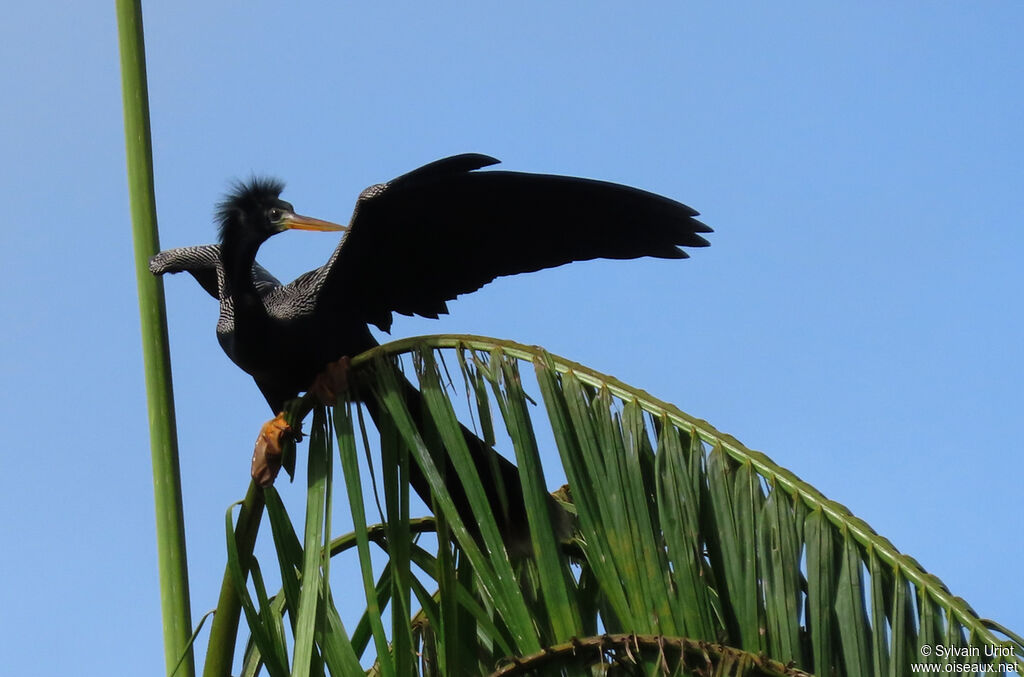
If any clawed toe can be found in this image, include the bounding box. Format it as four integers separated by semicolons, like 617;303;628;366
309;355;352;406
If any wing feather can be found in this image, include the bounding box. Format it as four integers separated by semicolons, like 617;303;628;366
318;155;711;330
150;244;283;299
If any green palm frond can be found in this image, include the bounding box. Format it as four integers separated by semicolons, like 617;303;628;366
222;335;1021;676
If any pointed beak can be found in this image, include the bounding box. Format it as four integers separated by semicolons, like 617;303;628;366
280;212;348;232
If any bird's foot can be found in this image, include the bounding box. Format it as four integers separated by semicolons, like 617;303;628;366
251;412;296;486
309;355;352;406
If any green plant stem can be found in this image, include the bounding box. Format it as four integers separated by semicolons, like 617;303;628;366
203;483;266;677
115;1;194;675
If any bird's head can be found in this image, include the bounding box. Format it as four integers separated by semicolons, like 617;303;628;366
216;177;347;247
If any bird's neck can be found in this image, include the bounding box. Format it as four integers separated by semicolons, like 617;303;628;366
220;234;264;306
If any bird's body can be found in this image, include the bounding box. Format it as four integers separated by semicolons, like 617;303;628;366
151;153;711;540
218;260;378;412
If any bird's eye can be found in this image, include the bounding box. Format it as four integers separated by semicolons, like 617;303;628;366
268;208;283;222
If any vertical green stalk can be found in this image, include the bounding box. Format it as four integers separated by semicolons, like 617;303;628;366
116;1;194;675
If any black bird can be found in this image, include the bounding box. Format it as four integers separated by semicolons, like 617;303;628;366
151;153;711;545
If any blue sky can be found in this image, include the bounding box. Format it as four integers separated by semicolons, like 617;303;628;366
1;3;1021;674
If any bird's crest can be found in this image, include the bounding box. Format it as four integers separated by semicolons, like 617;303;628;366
216;176;286;240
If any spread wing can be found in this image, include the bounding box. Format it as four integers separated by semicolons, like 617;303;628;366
316;154;712;331
150;244;282;299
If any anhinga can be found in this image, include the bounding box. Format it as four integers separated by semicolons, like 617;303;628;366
151;153;711;548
